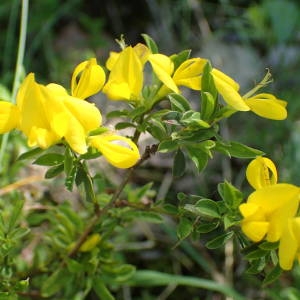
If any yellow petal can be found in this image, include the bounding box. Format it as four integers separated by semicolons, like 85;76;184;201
133;43;150;65
103;46;143;101
28;126;59;149
106;51;120;70
244;93;287;120
246;156;278;190
239;202;265;220
247;184;300;215
148;54;179;93
17;74;51;137
63;96;102;132
64;117;88;154
267;196;299;242
89;134;140;168
173;58;207;90
279;219;298;270
211;68;249;111
0;102;19;133
241;220;269;242
71;58;106;99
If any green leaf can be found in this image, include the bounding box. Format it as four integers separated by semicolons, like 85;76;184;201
92;278;115;300
41;269;71;297
218;181;243;210
259;241;279;250
201;91;216;121
158;139;178;153
147;119;168;140
185;145;209;172
45;163;64;179
7;227;30;240
245;249;269;260
33;153;64;166
173;148;186;177
195;199;221;218
75;164;95;202
123;210;163;223
263;264;282;286
170;49;191;70
205;231;234;249
177;216;193;240
168;93;191;112
246;257;266;274
106;109;129;119
64;147;74;175
195;221;219;233
115;122;136;130
215;141;264;158
141;33;158;53
17;147;43;161
7;199;24;233
65;164;78;192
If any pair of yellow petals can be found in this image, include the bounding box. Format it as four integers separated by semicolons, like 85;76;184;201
239;157;300;270
211;69;287;120
0;59;139;169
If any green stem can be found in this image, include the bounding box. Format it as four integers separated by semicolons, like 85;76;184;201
0;0;28;171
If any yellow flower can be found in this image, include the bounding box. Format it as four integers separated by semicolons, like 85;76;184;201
0;72;102;153
211;68;287;119
71;58;106;99
45;83;102;154
239;184;300;242
279;217;300;270
102;46;144;101
246;156;277;190
89;134;140;168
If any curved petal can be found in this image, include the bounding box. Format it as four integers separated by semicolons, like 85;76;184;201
89;134;140;168
148;54;179;93
279;219;298;270
0;102;19;133
241;220;269;242
63;96;102;132
244;94;287;120
71;58;106;99
211;68;249;111
28;126;59;149
246;156;278;189
103;47;143;101
173;58;207;90
247;184;300;215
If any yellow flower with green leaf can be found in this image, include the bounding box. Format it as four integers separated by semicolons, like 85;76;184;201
239;156;300;270
211;68;287;120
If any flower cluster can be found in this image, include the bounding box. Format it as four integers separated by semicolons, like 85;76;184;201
0;37;288;169
239;157;300;270
0;58;139;168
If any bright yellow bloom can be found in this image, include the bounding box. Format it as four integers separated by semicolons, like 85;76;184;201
102;46;144;101
240;157;300;270
45;83;102;154
89;134;140;168
246;156;277;190
279;217;300;270
239;184;300;242
211;68;287;119
71;58;106;99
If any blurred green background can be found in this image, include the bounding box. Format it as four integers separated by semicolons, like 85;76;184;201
1;0;300;299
